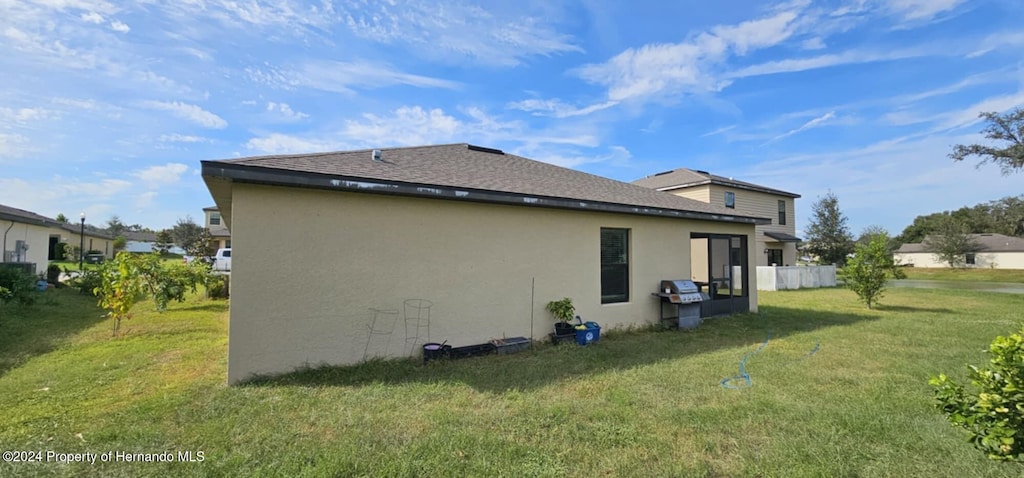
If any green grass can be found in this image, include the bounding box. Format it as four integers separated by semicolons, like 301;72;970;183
49;255;185;273
2;287;1023;477
900;267;1024;283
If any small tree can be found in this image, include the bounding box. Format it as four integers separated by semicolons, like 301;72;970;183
95;252;147;336
113;235;128;252
55;213;70;224
950;107;1024;176
804;191;855;266
154;230;173;255
930;326;1024;462
924;218;982;268
840;234;905;309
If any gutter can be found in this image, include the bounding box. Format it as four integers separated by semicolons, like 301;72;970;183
202;162;771;226
2;220;12;260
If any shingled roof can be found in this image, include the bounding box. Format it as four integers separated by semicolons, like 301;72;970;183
202;143;771;226
632;168;800;198
0;203;115;239
897;233;1024;253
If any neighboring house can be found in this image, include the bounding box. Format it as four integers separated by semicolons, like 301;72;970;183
203;206;231;250
1;203;114;275
202;143;772;384
894;233;1024;269
633;169;801;267
124;230;186;255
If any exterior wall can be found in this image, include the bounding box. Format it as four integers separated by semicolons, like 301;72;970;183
668;186;711;203
61;230;114;259
227;184;758;383
1;220;53;275
896;251;1024;269
669;185;798;267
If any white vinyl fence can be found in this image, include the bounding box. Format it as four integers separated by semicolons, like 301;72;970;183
756;265;837;291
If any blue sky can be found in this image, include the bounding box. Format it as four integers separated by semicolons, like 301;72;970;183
1;0;1022;237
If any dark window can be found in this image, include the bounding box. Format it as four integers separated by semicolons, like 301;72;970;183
210;213;221;226
768;249;783;266
725;192;736;209
601;228;629;304
966;253;975;265
778;200;786;225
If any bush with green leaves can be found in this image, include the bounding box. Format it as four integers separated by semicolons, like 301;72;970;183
839;233;905;309
0;265;37;306
93;252;216;335
68;268;103;296
206;274;229;299
930;326;1024;462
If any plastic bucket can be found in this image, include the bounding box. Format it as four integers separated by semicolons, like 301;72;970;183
422;343;446;363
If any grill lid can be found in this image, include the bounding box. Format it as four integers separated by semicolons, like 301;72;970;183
661;279;699;294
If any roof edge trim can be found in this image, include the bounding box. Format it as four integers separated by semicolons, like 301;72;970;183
201;162;771;226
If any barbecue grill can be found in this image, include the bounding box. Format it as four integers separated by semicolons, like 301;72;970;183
652;280;709;329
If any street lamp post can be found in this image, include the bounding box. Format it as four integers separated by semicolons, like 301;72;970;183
79;212;86;270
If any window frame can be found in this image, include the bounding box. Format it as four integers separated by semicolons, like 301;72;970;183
209;212;221;226
724;191;736;209
966;253;976;265
600;228;630;304
778;200;786;225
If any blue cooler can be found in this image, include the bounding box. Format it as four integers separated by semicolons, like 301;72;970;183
575;322;601;345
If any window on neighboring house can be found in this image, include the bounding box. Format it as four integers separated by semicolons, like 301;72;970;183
778;200;786;225
725;192;736;209
226;240;232;248
768;249;783;266
966;253;976;265
209;213;221;226
600;228;629;304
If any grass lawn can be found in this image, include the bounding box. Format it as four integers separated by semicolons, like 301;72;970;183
900;267;1024;283
2;287;1023;477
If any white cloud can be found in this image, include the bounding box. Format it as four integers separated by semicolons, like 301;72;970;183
0;133;30;159
292;60;459;94
574;8;802;103
140;101;227;129
801;37;827;50
969;31;1024;58
158;134;211;143
506;98;617;118
729;47;929;79
0;107;56;123
337;0;581;66
769;111;836;142
80;11;104;24
882;0;966;22
110;20;130;33
512;144;633;169
245;133;349;155
133;163;189;185
266;102;308;121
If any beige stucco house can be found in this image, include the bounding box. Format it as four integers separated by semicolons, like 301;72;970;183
1;204;114;275
203;206;231;250
202;143;772;384
894;233;1024;269
633;169;801;267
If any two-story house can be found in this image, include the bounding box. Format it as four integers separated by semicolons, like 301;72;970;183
203;206;231;251
633;168;801;267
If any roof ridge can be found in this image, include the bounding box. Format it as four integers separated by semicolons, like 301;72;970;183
217;143;470;163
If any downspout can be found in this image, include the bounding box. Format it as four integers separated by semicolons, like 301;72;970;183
3;220;13;262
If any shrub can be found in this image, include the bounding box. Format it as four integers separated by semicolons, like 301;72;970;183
0;265;37;306
930;326;1024;462
68;269;103;296
206;275;229;299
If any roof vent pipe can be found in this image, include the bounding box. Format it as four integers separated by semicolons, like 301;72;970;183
371;149;382;161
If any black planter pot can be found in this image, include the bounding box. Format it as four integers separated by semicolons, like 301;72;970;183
553;322;575;335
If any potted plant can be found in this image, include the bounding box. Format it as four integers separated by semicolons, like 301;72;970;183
546;297;576;336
